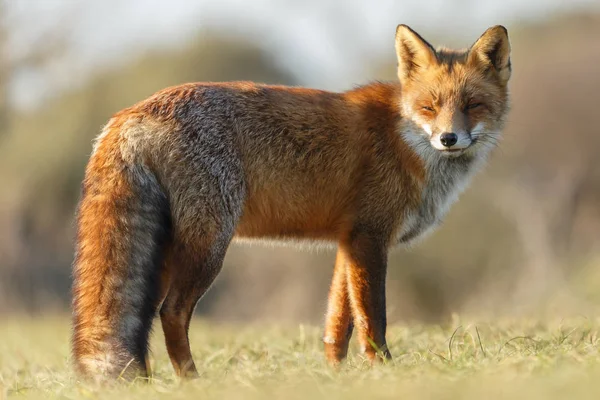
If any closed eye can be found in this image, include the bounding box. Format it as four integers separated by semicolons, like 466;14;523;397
466;103;483;110
422;106;435;112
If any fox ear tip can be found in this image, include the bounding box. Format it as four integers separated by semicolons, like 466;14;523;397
396;24;416;36
487;25;509;38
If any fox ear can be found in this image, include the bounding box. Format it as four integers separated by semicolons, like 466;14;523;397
468;25;511;85
395;25;437;83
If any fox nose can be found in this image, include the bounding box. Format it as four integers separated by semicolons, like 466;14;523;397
440;132;458;147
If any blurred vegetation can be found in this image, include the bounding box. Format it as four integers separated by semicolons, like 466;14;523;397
0;13;599;322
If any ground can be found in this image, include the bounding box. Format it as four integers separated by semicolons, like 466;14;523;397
2;316;600;399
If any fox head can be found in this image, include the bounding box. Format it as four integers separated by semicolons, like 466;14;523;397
395;25;511;159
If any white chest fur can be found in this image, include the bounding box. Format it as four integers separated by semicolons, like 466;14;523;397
396;155;484;246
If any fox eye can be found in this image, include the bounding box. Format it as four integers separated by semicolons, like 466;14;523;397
466;102;483;110
422;106;435;112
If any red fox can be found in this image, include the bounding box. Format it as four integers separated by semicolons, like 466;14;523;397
72;24;511;379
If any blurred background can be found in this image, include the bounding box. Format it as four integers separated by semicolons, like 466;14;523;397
1;0;600;323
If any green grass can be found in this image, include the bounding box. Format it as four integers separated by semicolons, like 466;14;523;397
2;316;600;399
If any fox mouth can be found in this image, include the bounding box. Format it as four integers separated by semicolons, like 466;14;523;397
436;144;476;157
438;148;465;158
435;137;479;156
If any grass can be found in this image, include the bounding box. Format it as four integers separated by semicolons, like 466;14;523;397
2;315;600;399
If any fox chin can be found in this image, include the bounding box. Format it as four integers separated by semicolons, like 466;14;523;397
71;24;511;380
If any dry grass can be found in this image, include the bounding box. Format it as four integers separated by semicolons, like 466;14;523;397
2;315;600;399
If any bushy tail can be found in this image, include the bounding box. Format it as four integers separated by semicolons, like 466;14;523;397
72;144;170;379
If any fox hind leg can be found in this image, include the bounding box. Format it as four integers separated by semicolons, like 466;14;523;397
155;126;245;378
159;222;233;378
